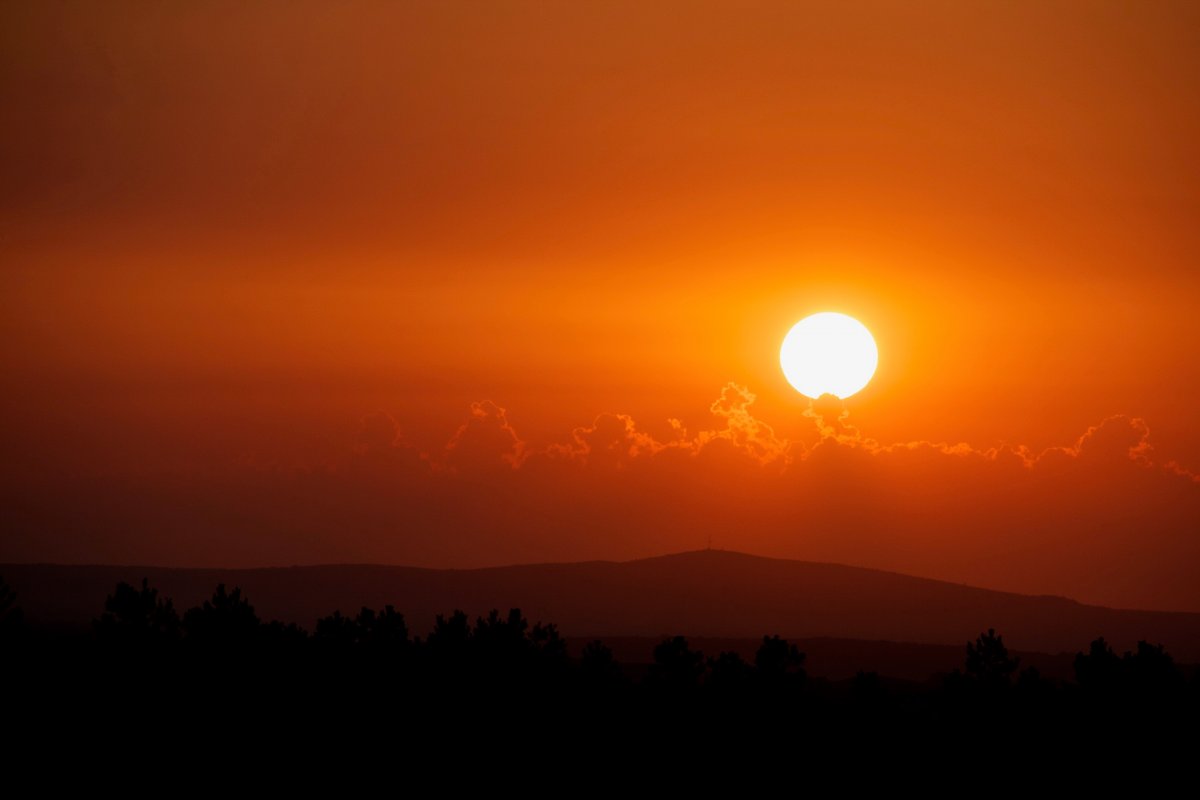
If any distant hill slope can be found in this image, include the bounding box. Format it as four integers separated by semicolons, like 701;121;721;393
5;550;1200;661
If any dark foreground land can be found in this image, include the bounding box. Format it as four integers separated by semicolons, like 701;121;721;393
2;569;1198;767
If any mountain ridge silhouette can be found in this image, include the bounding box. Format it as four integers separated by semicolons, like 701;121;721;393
6;549;1199;660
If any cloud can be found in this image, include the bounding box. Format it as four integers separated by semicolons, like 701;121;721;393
344;410;428;481
802;393;859;442
1164;461;1200;484
523;382;789;471
441;400;525;474
403;384;1198;610
692;383;792;466
356;411;403;453
1065;415;1154;466
792;402;1160;475
546;412;664;470
429;386;1182;488
6;384;1198;613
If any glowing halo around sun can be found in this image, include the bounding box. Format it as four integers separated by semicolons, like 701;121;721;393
780;312;878;400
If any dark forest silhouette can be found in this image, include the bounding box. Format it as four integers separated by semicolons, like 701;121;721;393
2;574;1198;750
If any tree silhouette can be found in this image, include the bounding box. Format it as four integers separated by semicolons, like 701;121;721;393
580;640;622;687
425;609;471;677
0;574;23;632
755;635;806;685
314;609;359;649
1123;640;1183;702
357;605;409;656
648;635;705;691
472;608;530;661
12;576;1200;733
529;620;566;662
426;609;469;648
0;575;25;660
94;579;180;647
965;628;1019;688
1072;636;1183;717
259;619;309;652
315;605;411;655
1074;637;1121;691
852;670;886;704
707;651;752;693
182;584;261;648
1124;641;1178;685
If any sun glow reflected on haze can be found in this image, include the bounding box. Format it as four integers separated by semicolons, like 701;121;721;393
5;2;1200;614
780;312;879;400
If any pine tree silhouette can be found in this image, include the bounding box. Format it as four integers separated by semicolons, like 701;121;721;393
965;628;1019;689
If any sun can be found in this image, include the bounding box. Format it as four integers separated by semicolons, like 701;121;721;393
780;312;878;400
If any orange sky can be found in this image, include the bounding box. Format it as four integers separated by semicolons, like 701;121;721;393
3;2;1199;610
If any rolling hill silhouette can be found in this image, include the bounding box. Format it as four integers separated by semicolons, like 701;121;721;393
6;549;1200;663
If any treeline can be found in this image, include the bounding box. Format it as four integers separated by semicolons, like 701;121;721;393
2;576;1197;737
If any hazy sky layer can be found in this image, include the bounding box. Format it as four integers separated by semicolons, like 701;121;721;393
3;2;1198;609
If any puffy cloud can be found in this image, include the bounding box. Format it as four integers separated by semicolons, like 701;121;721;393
549;412;664;470
441;400;525;474
693;383;792;466
356;411;403;453
434;386;1175;485
803;393;860;442
345;411;428;481
7;384;1198;613
1067;415;1154;466
516;383;791;471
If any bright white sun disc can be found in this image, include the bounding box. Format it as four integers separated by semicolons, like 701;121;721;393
780;312;878;400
